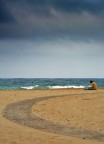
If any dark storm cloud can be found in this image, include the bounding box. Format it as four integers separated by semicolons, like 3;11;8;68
48;0;104;15
7;0;104;16
60;0;104;14
0;0;104;40
0;0;14;23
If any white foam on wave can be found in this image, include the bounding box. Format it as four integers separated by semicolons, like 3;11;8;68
48;85;85;89
21;85;39;89
21;86;35;89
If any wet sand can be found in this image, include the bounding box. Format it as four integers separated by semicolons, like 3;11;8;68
0;89;104;144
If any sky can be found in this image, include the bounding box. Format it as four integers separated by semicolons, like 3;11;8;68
0;0;104;78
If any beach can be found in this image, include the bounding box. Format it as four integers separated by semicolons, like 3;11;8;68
0;89;104;144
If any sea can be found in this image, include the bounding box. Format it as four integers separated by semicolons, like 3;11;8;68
0;78;104;90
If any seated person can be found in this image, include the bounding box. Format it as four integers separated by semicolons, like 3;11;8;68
85;80;97;90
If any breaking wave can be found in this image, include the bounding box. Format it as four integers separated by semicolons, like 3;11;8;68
21;85;38;90
48;85;85;89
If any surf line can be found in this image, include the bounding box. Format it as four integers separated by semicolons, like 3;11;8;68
3;94;104;142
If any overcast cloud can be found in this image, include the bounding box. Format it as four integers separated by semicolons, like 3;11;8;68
0;0;104;78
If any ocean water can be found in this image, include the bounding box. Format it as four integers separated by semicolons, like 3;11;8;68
0;78;104;90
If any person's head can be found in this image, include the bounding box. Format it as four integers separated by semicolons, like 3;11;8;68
90;80;93;83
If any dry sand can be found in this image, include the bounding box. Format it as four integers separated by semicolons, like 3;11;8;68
0;89;104;144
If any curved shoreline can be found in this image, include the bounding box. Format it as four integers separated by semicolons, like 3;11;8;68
3;95;104;142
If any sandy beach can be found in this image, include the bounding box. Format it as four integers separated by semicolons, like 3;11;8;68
0;89;104;144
